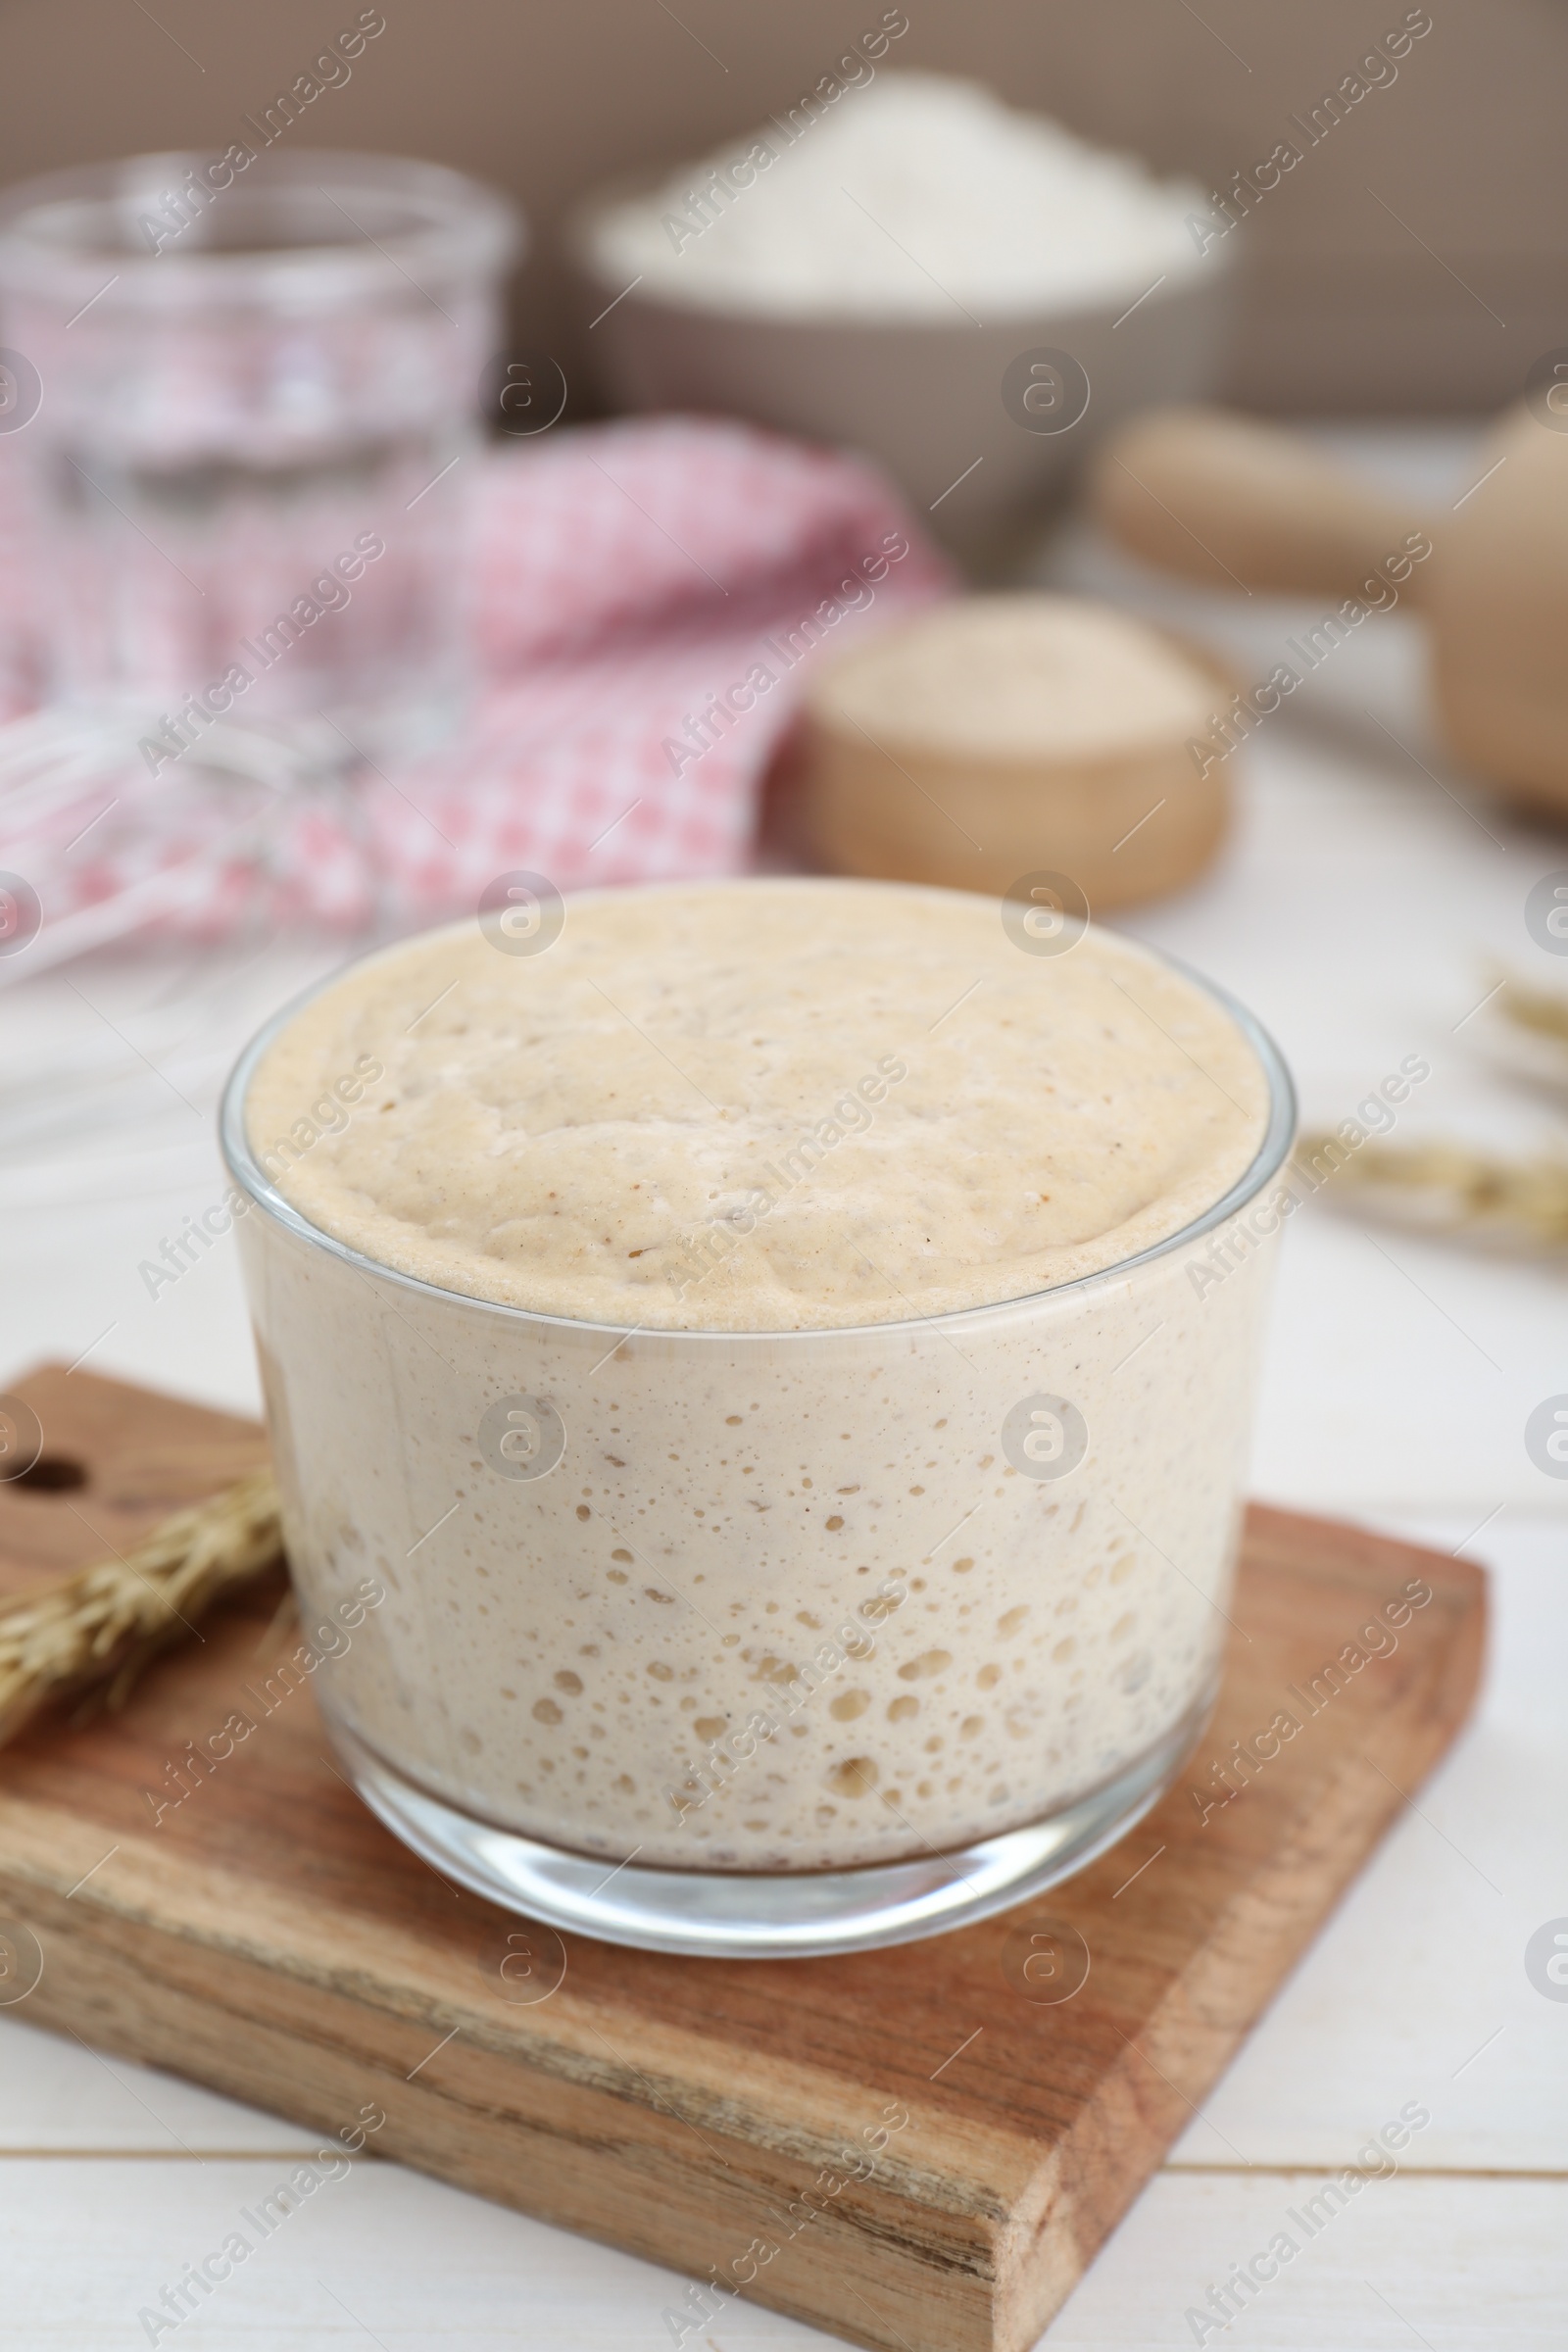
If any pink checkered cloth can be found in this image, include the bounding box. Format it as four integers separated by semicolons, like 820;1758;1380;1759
3;416;950;933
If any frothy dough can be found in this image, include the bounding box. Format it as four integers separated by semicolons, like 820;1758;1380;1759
247;879;1269;1331
238;879;1280;1872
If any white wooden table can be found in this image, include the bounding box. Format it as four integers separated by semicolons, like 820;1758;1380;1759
1;427;1563;2348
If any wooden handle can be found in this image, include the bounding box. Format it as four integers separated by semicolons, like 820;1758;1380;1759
1088;408;1433;602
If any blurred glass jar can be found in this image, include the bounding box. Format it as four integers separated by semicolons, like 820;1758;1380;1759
0;151;519;769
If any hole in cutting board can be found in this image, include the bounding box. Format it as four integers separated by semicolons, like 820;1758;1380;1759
9;1454;88;1493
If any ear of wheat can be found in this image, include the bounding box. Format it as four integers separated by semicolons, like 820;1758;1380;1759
1497;972;1568;1048
1467;968;1568;1095
1298;1134;1568;1250
0;1468;283;1749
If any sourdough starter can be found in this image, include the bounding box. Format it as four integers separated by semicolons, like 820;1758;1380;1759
235;880;1278;1870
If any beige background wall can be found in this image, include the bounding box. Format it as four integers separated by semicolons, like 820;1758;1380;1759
1;0;1560;416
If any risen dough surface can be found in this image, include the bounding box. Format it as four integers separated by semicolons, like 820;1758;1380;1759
245;879;1268;1330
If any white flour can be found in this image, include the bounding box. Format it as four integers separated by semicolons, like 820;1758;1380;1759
588;73;1207;320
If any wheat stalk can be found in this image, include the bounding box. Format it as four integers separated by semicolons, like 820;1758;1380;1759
1299;1133;1568;1250
0;1468;283;1748
1497;971;1568;1048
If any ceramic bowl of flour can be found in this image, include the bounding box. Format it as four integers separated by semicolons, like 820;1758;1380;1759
566;74;1234;565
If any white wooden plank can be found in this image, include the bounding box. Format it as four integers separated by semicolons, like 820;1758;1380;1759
0;2153;826;2351
1165;1513;1568;2176
0;931;338;1419
1042;2171;1568;2350
0;2159;1560;2351
0;2012;317;2155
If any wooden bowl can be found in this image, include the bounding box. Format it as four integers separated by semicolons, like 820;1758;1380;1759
795;595;1237;910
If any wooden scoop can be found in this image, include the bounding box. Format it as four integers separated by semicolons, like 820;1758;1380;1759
1088;403;1568;821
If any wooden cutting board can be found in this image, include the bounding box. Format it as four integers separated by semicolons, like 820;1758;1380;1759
0;1367;1485;2352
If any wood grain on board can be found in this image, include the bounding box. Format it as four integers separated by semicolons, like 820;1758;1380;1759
0;1368;1486;2352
